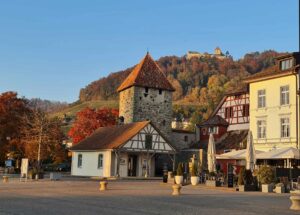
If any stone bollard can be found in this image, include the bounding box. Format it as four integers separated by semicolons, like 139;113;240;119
172;184;182;196
2;176;9;183
99;181;108;191
290;195;300;211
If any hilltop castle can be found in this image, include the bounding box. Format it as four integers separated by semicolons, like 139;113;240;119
186;47;227;60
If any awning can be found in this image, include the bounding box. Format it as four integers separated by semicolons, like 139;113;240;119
256;147;300;160
216;149;264;160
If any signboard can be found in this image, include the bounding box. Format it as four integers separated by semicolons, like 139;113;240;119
227;163;234;188
21;158;29;179
5;159;13;167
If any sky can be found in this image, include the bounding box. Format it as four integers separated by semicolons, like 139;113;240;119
0;0;298;103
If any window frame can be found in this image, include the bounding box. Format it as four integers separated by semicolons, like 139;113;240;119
257;89;266;108
145;134;153;150
257;120;266;139
280;85;290;106
280;117;290;138
77;154;83;168
97;154;103;169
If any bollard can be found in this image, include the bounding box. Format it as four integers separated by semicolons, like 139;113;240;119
290;195;300;211
2;176;9;183
172;184;182;196
99;181;108;191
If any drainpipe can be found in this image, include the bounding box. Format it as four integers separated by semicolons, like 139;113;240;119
293;66;299;150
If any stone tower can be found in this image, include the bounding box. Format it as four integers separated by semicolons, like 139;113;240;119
117;53;175;139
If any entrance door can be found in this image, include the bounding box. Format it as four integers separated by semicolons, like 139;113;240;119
128;155;137;176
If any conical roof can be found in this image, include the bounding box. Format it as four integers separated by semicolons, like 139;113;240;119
117;53;175;92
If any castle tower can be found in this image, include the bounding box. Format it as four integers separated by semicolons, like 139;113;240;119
117;53;175;139
214;47;222;55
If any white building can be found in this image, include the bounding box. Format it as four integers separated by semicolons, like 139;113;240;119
70;121;176;177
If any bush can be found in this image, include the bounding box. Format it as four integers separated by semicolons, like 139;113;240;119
176;163;183;176
191;163;198;177
257;165;275;184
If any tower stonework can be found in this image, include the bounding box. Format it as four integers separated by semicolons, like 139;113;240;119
117;53;174;139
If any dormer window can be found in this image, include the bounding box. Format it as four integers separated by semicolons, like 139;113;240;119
280;58;293;70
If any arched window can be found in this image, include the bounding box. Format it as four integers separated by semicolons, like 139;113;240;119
78;154;82;168
98;154;103;169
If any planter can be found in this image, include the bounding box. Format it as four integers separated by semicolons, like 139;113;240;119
290;195;300;210
275;185;285;194
239;184;256;192
172;184;182;196
175;176;183;185
262;184;273;193
206;180;220;187
191;176;199;186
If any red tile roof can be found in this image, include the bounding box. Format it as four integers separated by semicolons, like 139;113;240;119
243;65;294;83
117;53;175;92
70;121;150;151
197;115;229;127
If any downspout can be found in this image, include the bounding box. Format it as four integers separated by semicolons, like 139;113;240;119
293;66;299;150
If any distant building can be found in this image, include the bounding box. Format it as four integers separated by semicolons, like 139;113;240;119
186;47;227;60
244;52;300;152
194;90;250;153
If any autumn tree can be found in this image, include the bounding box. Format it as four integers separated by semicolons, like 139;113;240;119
68;107;119;144
20;109;66;165
0;92;29;164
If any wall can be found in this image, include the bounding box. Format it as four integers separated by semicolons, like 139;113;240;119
119;86;173;139
172;131;195;150
250;75;297;151
199;126;227;141
71;150;112;177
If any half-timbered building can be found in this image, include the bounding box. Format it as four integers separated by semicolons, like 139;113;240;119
195;90;250;153
70;121;176;177
70;53;178;177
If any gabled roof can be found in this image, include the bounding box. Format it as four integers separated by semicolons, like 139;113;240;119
70;121;150;151
197;115;228;127
117;53;175;92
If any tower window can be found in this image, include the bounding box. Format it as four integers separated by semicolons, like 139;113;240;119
145;87;149;93
162;120;166;126
159;89;162;95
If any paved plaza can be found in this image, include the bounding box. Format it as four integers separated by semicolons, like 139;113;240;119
0;178;298;215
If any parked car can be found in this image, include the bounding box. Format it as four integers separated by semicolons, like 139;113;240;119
56;163;71;172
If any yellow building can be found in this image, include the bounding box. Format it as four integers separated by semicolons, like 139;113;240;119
244;52;300;152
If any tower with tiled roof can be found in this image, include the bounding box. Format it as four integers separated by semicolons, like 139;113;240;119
117;53;175;139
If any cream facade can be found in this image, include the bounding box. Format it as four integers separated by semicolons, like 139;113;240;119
249;75;298;151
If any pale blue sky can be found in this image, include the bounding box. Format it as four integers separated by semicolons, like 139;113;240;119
0;0;298;102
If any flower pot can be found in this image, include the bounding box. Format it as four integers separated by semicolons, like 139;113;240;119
191;176;199;186
206;180;220;187
262;184;273;193
275;185;285;194
239;184;256;192
175;176;183;185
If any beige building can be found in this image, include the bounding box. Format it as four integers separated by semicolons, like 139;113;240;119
244;52;300;152
186;47;227;60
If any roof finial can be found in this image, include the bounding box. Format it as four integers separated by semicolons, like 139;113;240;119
146;48;149;55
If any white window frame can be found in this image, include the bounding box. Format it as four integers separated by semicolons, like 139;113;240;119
257;120;266;139
257;89;266;108
97;154;103;169
280;58;293;70
78;154;82;168
280;85;289;106
280;117;290;138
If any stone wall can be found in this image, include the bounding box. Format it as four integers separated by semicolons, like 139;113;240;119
119;86;173;140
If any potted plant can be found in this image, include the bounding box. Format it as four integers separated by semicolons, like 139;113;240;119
190;163;199;186
175;163;183;185
257;165;275;193
238;167;256;192
275;183;285;194
206;172;220;187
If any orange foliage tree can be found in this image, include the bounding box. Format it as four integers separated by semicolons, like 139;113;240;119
68;107;119;144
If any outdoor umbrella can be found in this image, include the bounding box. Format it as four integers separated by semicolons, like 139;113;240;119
207;133;216;173
245;130;256;171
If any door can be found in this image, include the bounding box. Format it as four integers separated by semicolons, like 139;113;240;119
128;155;137;176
